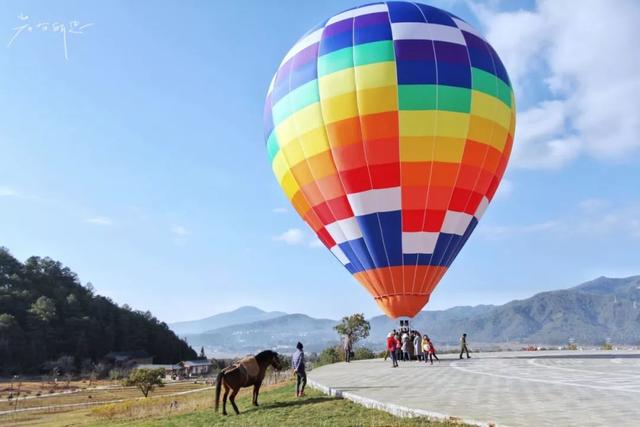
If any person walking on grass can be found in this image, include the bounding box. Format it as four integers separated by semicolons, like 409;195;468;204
426;337;440;364
460;333;471;359
386;333;398;367
292;342;307;397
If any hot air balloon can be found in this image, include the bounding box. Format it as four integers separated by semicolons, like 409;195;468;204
264;1;515;318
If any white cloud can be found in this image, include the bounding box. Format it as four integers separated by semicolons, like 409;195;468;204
85;217;113;226
474;0;640;169
308;238;324;248
272;207;288;214
273;228;305;245
574;204;640;238
0;186;17;197
479;201;640;240
171;225;191;236
471;4;547;96
510;101;582;169
494;178;513;199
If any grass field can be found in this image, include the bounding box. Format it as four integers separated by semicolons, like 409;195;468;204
0;381;208;412
1;381;462;427
104;383;458;427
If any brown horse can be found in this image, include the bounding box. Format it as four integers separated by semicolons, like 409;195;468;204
214;350;282;415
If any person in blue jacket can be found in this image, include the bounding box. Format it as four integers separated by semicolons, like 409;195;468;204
291;342;306;397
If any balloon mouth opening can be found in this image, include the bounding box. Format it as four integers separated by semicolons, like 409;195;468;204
375;294;430;319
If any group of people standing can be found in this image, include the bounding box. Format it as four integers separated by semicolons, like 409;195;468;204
291;331;473;397
385;329;439;367
385;330;471;367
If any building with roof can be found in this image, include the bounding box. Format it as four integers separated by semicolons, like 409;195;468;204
134;364;184;380
182;359;212;377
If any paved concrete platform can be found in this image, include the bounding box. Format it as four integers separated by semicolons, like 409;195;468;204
308;350;640;426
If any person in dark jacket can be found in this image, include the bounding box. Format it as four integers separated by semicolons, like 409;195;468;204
460;333;471;359
343;335;353;363
292;342;306;397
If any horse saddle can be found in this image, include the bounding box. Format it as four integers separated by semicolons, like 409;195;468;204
229;356;260;382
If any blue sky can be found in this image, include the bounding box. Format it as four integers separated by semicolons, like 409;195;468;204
1;0;638;323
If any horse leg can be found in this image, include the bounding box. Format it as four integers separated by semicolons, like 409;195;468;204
222;383;230;416
253;382;262;406
229;388;240;415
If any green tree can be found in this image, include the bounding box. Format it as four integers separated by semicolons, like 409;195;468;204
66;293;78;305
0;314;24;372
317;346;341;366
28;296;57;322
353;347;376;360
125;368;165;397
334;313;370;346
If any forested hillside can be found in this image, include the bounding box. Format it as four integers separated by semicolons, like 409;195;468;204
0;247;196;374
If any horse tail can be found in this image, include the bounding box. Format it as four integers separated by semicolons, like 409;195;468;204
214;370;224;412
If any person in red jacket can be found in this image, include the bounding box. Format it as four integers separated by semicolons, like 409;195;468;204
394;333;402;363
386;333;398;367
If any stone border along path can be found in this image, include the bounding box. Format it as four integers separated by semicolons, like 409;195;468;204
308;378;491;427
307;350;640;427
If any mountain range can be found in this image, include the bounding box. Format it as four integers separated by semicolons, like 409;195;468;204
169;275;640;356
169;306;287;335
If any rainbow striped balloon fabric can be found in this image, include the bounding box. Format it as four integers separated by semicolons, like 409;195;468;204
264;1;515;318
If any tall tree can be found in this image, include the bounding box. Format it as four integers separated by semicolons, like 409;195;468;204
28;296;57;322
334;313;370;345
125;368;165;397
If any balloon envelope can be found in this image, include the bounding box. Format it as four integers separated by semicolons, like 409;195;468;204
264;1;515;318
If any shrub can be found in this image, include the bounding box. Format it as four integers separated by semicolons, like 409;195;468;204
109;368;127;381
353;347;376;360
317;346;341;367
277;355;291;371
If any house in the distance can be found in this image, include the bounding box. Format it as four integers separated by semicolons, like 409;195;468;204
182;359;212;377
135;364;184;380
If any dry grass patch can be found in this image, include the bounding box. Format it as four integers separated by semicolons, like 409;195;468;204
99;382;465;427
